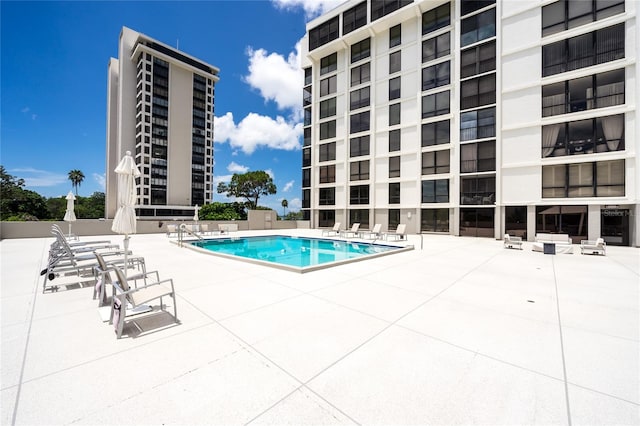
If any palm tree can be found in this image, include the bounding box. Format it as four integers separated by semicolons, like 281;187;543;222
68;170;85;196
281;199;288;218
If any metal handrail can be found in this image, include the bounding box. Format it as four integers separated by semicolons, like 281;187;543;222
178;224;203;247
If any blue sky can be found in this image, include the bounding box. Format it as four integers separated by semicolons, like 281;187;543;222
1;0;342;212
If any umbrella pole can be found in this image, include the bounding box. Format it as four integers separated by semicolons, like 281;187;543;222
123;235;129;278
68;223;72;239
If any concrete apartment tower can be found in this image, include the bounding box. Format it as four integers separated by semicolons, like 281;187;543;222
300;0;639;246
106;26;219;219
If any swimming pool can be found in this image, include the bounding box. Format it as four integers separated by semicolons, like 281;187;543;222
187;235;412;273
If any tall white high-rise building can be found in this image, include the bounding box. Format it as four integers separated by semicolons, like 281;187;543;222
106;27;219;219
301;0;638;246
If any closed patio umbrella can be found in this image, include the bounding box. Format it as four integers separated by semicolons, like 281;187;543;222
63;191;76;238
111;151;140;277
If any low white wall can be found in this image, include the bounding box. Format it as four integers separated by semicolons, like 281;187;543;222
0;218;307;240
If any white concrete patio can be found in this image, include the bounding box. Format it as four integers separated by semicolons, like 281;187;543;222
1;231;638;425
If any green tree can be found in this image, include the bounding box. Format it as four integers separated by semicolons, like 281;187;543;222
68;169;85;196
281;199;288;218
217;171;276;210
200;202;246;220
0;166;48;220
80;192;106;219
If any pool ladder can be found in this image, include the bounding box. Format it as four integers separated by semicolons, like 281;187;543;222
178;223;203;247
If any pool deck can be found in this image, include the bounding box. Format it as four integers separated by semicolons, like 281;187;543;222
1;230;639;425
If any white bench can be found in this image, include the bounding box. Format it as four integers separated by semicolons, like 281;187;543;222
581;238;606;255
532;233;573;254
503;234;523;250
218;223;238;234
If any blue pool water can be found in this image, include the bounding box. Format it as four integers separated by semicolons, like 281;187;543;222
190;235;405;270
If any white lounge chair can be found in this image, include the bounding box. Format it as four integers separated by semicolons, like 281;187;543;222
110;265;178;339
504;234;523;250
322;222;341;236
360;224;382;239
580;238;606;255
383;224;406;241
340;223;360;238
93;251;147;307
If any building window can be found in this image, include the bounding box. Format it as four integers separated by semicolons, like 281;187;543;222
303;86;312;106
390;24;402;48
320;52;338;75
304;67;312;86
350;160;370;181
421;208;449;232
542;114;624;157
389;156;401;178
319;142;336;161
460;40;496;78
320;75;337;96
309;17;340;51
302;168;311;187
302;148;311;167
422;150;450;175
461;176;495;204
542;69;625;117
351;38;371;63
461;0;495;16
349;208;370;228
319;120;336;140
422;119;450;146
319;165;336;183
423;3;450;35
350;185;370;204
389;183;401;204
422;61;450;91
422;32;450;63
546;161;625;198
460;208;495;237
303;189;311;208
461;140;496;173
351;63;371;87
389;103;401;126
389;77;401;100
460;74;496;110
422;179;449;203
542;23;625;77
343;1;368;35
304;108;311;126
389;130;401;152
319;187;336;205
389;51;401;74
460;106;495;141
320;97;337;119
422;91;450;118
542;0;625;37
505;206;527;240
350;87;370;110
389;209;401;229
318;209;335;226
350;135;370;157
350;111;370;133
461;8;495;47
304;128;311;146
371;0;412;21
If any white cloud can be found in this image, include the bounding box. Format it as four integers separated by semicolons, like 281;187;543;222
283;180;294;192
265;169;274;179
93;173;105;191
214;112;302;155
227;161;249;173
245;44;303;118
288;197;302;209
271;0;344;18
10;168;67;188
21;106;30;113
